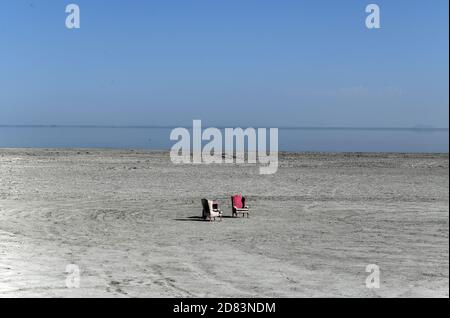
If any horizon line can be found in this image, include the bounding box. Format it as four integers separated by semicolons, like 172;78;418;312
0;124;448;131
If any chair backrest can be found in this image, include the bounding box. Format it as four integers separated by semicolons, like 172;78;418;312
201;199;210;213
232;194;243;208
208;200;214;213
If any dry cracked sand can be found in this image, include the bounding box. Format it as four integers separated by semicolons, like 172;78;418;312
0;149;448;297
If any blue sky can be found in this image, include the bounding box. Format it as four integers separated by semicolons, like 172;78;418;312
0;0;448;127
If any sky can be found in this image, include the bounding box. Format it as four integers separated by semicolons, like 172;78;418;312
0;0;448;128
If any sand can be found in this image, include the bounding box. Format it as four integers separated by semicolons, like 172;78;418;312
0;149;448;297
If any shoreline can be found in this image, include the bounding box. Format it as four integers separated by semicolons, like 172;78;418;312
1;147;449;155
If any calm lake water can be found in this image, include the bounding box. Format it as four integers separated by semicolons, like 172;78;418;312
0;126;448;153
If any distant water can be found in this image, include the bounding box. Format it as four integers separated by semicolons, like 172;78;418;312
0;126;448;153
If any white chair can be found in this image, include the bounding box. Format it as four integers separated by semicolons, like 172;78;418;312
201;199;223;221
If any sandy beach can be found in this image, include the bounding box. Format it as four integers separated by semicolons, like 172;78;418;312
0;149;448;297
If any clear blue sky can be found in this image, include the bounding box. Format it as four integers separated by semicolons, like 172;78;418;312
0;0;448;127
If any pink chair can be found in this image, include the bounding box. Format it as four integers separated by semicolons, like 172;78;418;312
231;194;250;217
